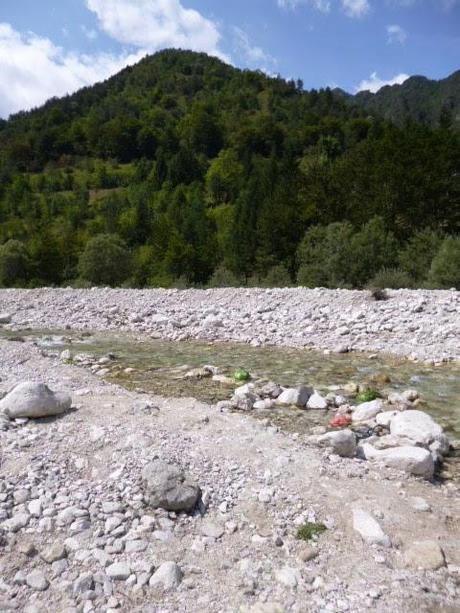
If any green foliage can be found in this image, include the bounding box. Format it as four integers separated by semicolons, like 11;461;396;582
356;390;382;402
296;522;327;541
78;233;132;286
0;240;31;287
0;50;457;288
399;228;443;282
429;237;460;289
207;266;242;288
368;268;414;289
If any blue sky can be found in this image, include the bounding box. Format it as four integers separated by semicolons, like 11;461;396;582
0;0;459;118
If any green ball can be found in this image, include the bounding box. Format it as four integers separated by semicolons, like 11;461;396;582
234;368;250;382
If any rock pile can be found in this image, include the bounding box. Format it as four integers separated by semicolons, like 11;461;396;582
221;376;450;480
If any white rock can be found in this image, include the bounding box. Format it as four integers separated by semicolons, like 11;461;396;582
26;570;49;591
106;562;131;581
277;387;313;407
317;430;357;458
390;410;448;452
149;561;183;590
409;497;431;512
375;411;400;427
253;399;274;410
352;509;391;547
361;444;435;479
234;383;255;396
275;566;301;588
0;313;12;324
0;382;71;419
307;392;328;410
352;400;383;423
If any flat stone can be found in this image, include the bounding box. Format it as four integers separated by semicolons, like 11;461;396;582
409;497;431;512
352;509;391;547
200;521;224;539
3;513;30;532
275;566;301;588
106;562;131;580
361;444;435;479
26;570;49;591
403;541;446;570
41;543;67;563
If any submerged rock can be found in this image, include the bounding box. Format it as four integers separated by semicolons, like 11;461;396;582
0;382;72;419
142;460;200;512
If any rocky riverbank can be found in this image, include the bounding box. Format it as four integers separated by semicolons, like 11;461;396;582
1;337;460;613
0;287;459;362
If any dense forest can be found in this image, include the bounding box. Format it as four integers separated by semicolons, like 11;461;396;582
342;70;460;130
0;49;459;289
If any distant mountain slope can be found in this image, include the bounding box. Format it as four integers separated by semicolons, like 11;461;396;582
0;50;458;290
338;70;460;128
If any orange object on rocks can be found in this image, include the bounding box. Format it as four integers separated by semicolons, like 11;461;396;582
329;415;352;428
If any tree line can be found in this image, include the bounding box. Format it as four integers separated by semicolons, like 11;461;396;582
0;49;458;289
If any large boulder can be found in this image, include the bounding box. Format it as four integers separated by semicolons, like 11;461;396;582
317;430;357;458
361;443;434;479
142;460;200;512
0;382;71;419
277;386;313;408
390;410;449;453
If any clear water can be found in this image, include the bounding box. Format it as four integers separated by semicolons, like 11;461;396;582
7;329;459;439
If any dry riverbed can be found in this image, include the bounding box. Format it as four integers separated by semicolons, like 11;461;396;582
0;287;458;362
0;289;459;613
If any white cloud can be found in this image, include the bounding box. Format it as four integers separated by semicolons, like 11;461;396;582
0;0;230;118
232;27;277;71
85;0;227;60
81;24;98;41
0;22;143;118
387;24;407;44
277;0;331;11
357;71;410;93
341;0;370;17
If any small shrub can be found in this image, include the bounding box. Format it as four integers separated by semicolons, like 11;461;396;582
356;390;381;403
369;288;388;301
260;264;292;288
296;522;327;541
207;266;242;288
368;267;414;290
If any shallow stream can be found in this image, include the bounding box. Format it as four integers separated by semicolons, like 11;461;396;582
5;329;459;439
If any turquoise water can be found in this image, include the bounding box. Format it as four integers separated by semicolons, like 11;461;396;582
10;329;459;438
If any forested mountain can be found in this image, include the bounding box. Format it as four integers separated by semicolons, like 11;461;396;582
340;70;460;129
0;49;459;289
